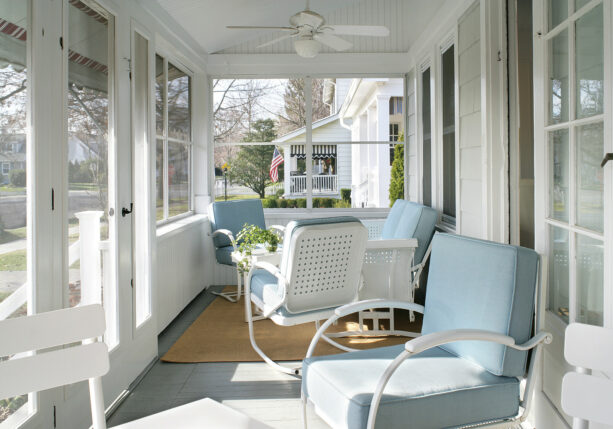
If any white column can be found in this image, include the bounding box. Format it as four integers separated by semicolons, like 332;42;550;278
75;211;103;305
367;105;378;207
376;94;392;208
283;146;290;197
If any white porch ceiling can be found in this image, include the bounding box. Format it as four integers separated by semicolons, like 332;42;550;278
152;0;451;55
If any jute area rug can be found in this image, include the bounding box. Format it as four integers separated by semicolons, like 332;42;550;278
162;289;422;363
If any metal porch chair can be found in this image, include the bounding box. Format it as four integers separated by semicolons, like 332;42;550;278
301;233;552;429
0;305;272;429
208;199;284;303
244;216;368;375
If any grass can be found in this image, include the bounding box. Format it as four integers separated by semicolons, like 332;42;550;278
69;183;100;191
0;249;26;271
214;194;260;202
0;291;10;303
0;185;25;193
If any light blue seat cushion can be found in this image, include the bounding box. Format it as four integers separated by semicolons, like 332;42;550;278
209;199;266;248
422;233;538;377
250;269;334;320
302;344;519;429
215;246;235;266
380;200;438;264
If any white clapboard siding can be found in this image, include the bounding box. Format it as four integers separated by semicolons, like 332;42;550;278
457;3;483;239
406;69;418;202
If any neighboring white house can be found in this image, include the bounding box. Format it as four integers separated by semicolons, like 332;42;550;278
274;77;404;208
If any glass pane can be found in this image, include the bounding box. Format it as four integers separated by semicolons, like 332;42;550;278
155;54;164;136
442;46;456;221
156;138;164;220
167;62;190;141
0;0;31;423
575;0;590;11
575;4;603;119
66;2;117;347
548;225;569;323
422;68;432;207
576;234;603;326
168;142;190;217
549;30;569;124
576;122;603;232
550;129;569;222
549;0;568;30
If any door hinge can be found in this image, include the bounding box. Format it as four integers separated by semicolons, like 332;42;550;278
53;405;57;427
59;36;63;50
51;188;55;211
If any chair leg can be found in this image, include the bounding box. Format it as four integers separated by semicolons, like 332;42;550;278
245;292;301;375
301;392;308;429
212;267;243;303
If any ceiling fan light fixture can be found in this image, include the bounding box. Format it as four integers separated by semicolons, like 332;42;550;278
294;37;320;58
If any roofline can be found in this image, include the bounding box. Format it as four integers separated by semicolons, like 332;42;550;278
273;113;341;142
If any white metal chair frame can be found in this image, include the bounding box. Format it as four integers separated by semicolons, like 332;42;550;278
210;224;285;303
245;220;368;375
0;305;273;429
301;261;553;429
562;323;613;428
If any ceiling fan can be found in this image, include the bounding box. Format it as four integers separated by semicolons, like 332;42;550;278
226;0;390;58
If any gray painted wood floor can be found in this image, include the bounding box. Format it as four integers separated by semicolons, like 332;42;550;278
106;286;331;428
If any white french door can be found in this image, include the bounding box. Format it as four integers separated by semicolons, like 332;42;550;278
534;0;612;427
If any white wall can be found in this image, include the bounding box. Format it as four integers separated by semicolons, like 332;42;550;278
457;3;483;238
406;69;418;201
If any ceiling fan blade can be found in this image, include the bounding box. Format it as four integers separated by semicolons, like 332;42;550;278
314;33;352;51
324;25;390;37
226;26;296;31
257;32;299;49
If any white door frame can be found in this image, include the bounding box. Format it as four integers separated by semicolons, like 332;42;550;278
532;0;612;427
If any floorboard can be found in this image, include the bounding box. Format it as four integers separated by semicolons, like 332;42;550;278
106;286;331;428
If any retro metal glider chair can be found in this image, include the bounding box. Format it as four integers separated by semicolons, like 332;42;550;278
357;200;438;335
245;217;368;374
302;233;552;429
208;199;284;302
0;304;272;429
561;323;613;427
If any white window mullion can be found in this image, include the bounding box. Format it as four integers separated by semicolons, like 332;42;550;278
163;58;169;221
305;77;313;209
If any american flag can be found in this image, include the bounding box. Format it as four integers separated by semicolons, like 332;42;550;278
269;147;284;183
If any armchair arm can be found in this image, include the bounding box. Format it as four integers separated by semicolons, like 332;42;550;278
268;225;286;235
252;261;285;283
211;229;237;249
246;261;288;318
405;329;553;354
366;238;418;250
305;299;425;359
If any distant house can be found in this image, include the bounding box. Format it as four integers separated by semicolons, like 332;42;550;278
0;134;26;184
273;78;404;208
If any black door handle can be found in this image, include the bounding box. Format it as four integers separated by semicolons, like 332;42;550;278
601;153;613;168
122;203;133;217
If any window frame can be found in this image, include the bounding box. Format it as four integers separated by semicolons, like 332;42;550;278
155;53;194;226
210;75;407;210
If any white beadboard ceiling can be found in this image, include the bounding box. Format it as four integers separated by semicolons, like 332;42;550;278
152;0;451;55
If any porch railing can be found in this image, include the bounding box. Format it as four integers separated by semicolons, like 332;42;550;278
0;211;113;326
289;174;338;195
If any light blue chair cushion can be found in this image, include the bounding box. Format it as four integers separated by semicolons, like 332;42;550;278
380;200;438;264
421;233;538;378
215;246;235;266
302;344;520;429
250;269;334;320
209;199;266;248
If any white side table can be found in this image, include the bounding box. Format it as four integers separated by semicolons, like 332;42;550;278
232;248;282;322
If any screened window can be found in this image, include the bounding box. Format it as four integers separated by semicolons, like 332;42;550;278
155;55;192;222
441;45;456;223
421;67;432;207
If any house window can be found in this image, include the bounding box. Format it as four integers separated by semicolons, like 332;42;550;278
421;67;432;207
213;77;404;209
2;163;9;175
389;123;400;166
389;96;403;115
155;55;192;222
441;45;456;223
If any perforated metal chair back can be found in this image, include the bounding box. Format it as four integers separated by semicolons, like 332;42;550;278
280;217;367;314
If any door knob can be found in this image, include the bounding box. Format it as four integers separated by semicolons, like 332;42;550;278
122;203;133;217
601;153;613;168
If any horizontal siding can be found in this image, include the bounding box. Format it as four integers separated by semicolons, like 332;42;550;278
457;3;482;239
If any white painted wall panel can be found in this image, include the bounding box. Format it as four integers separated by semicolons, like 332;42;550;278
457;3;482;238
406;70;418;202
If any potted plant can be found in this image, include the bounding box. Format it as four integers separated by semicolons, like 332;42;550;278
235;224;281;272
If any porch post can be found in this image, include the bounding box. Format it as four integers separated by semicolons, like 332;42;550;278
376;94;391;208
282;145;290;197
75;211;103;305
